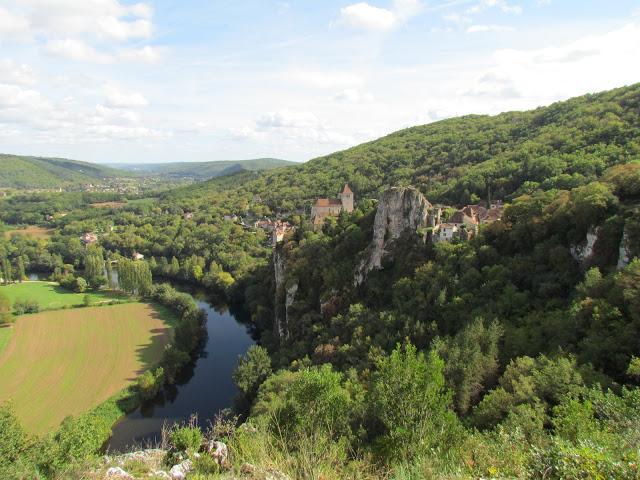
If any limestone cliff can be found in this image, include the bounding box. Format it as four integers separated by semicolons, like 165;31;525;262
570;226;601;268
355;187;431;284
273;246;297;341
618;225;632;270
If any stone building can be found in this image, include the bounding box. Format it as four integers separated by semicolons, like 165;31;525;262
311;184;354;229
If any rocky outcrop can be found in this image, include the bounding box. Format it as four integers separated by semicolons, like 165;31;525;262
273;247;297;342
570;226;601;268
207;440;229;466
273;248;287;340
618;227;632;270
106;467;134;479
169;459;192;480
356;187;431;284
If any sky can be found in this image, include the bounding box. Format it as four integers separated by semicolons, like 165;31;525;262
0;1;639;164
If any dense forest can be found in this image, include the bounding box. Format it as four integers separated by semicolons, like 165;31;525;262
1;84;640;479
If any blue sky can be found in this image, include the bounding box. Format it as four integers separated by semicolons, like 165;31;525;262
0;0;639;164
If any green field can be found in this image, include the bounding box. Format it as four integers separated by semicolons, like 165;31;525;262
0;281;124;310
0;326;11;355
0;303;172;434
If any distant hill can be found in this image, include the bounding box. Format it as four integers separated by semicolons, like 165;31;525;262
0;155;126;189
168;83;640;209
112;158;296;180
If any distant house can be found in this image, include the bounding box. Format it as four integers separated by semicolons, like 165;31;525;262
81;232;98;245
0;191;6;198
310;184;355;230
431;201;504;243
224;214;238;222
132;252;145;261
183;212;194;220
272;220;294;246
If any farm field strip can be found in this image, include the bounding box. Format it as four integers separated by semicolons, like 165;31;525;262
0;303;171;434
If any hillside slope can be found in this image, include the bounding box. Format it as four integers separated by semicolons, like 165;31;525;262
0;155;125;189
171;83;640;211
113;158;295;180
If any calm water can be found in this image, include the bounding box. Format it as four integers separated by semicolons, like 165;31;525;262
106;292;255;452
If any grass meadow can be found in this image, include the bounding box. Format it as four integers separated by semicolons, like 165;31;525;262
0;281;125;310
0;303;172;434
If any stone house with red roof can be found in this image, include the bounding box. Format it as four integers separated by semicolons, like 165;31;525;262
311;184;355;230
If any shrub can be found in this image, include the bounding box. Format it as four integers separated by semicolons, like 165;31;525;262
170;424;203;453
12;299;40;315
367;344;460;462
233;345;272;408
137;368;164;401
0;293;12;325
73;277;88;293
0;402;33;471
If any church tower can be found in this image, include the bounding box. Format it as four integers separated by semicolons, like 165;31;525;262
339;184;354;213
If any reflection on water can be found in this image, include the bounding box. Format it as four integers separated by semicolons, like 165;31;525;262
106;290;255;452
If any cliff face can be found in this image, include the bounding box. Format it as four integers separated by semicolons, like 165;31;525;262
618;225;633;270
273;247;298;342
356;187;431;284
570;226;601;268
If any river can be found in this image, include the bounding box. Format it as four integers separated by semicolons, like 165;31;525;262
106;290;255;452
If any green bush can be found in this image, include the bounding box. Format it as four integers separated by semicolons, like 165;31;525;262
170;424;203;453
13;299;40;315
367;344;460;462
136;368;164;401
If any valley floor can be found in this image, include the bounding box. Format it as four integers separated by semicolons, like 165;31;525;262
0;303;172;434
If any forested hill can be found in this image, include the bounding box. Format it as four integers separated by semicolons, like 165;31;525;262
0;155;126;189
169;83;640;210
112;158;296;180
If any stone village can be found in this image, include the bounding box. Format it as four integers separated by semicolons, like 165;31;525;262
251;183;504;246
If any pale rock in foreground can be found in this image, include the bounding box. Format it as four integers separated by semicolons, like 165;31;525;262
208;440;229;466
105;466;134;479
169;459;193;480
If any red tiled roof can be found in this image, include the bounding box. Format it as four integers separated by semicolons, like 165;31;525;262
315;198;342;206
342;184;353;194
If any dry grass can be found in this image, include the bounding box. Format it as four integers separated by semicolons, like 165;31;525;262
0;303;171;434
3;226;55;239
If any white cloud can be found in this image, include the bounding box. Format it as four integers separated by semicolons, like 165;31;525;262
256;111;320;130
45;39;113;63
335;0;422;31
45;40;164;64
0;59;37;86
0;80;167;144
105;88;149;108
467;0;522;15
280;70;364;89
0;1;161;65
462;72;521;98
234;110;356;148
20;0;154;41
117;46;164;64
463;23;640;103
467;24;515;33
0;6;30;39
331;88;375;103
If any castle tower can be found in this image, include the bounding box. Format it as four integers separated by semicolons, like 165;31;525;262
339;184;354;213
